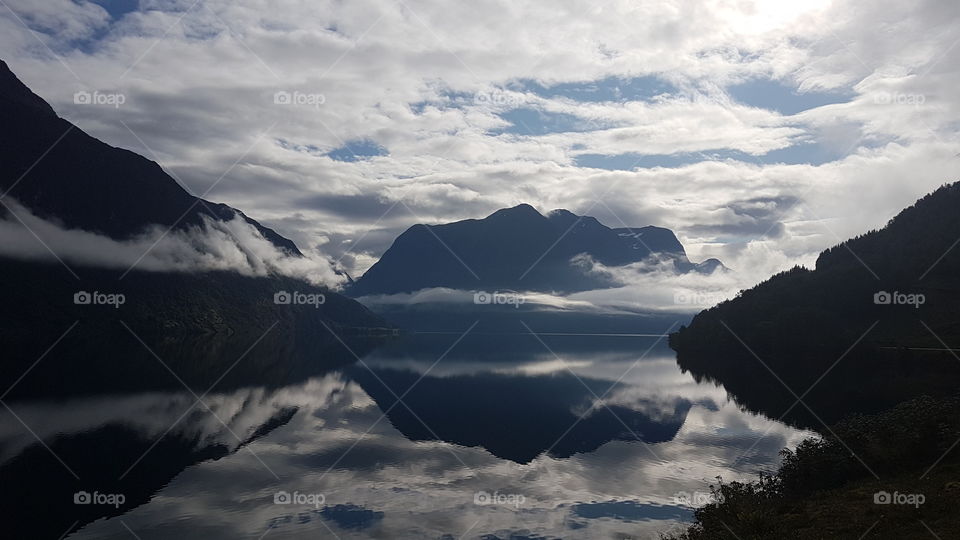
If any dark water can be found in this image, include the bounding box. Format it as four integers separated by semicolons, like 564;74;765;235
0;333;812;539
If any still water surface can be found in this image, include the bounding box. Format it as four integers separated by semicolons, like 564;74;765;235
0;334;812;539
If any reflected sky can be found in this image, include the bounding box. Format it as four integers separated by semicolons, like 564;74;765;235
0;336;814;539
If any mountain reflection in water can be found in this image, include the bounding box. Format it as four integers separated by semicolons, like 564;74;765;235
0;333;814;539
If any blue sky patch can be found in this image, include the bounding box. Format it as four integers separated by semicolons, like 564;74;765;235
575;142;853;171
491;107;610;135
571;500;694;522
328;139;388;162
277;139;323;155
92;0;140;19
320;504;384;531
751;141;841;165
728;78;851;115
575;153;693;170
514;75;675;103
32;1;140;53
409;89;475;114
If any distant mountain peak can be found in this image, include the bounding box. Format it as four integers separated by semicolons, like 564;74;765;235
488;203;544;221
546;208;600;229
349;204;725;296
547;208;576;219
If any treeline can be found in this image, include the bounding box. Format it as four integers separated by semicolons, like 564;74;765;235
669;182;960;427
663;395;960;539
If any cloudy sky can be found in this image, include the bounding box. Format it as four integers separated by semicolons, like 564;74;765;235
2;0;959;292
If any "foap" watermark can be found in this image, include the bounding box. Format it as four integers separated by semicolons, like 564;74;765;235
873;92;925;107
273;90;325;108
274;490;325;508
673;490;714;506
474;90;525;107
74;490;126;508
473;290;526;308
874;290;925;309
74;290;125;308
874;490;925;508
474;490;525;508
74;90;126;108
274;291;325;308
673;291;727;306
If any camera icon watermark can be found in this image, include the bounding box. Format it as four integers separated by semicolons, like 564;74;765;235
74;290;125;309
673;291;726;306
473;490;525;508
473;290;526;308
673;491;714;506
273;90;326;108
74;490;126;508
273;290;325;308
873;290;924;309
873;490;924;508
474;90;524;107
73;90;126;108
274;490;325;508
873;92;925;107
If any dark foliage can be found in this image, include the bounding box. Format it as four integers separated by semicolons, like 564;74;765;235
670;182;960;427
664;396;960;540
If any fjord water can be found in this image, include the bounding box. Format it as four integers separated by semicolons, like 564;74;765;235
1;333;812;539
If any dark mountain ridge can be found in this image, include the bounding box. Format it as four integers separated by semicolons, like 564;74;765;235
0;59;298;254
669;181;960;427
349;203;723;296
0;59;388;391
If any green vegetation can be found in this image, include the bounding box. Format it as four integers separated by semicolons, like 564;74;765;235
666;183;960;537
664;396;960;539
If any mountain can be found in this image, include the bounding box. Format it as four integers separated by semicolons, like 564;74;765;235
348;203;723;296
0;59;298;253
0;59;388;385
669;182;960;427
0;257;392;400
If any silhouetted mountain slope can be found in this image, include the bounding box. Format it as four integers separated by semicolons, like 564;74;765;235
349;204;724;296
0;59;298;254
0;258;388;400
0;59;388;375
669;182;960;427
